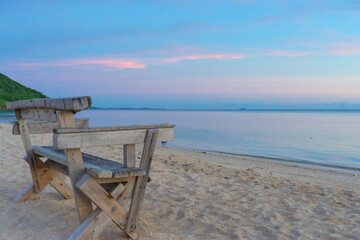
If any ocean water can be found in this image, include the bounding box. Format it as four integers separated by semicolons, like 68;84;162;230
0;111;15;123
1;109;360;169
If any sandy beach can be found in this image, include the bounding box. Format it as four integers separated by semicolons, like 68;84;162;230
0;122;359;240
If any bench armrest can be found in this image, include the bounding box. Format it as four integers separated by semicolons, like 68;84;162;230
53;124;175;134
53;124;175;149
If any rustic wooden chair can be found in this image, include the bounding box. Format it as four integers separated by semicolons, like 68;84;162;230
6;96;175;239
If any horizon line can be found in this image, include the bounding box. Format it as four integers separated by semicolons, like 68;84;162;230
89;107;360;111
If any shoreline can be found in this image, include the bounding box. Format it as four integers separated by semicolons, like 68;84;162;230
2;109;360;172
1;118;359;172
157;145;360;191
1;122;360;239
165;145;360;173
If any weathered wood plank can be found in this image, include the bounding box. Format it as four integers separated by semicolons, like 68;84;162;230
66;148;94;222
6;96;92;112
12;118;89;135
16;114;41;193
75;174;129;227
14;168;59;202
14;182;39;202
68;178;135;240
100;183;119;193
124;144;136;168
17;157;73;200
37;158;73;199
54;127;174;149
126;129;159;232
45;159;70;177
45;160;132;184
57;110;93;223
94;176;133;184
48;174;73;199
17;109;58;122
33;146;146;178
54;124;175;134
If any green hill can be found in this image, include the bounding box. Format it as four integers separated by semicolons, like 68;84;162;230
0;73;48;109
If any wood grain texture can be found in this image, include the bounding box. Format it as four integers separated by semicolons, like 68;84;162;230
57;110;93;223
17;109;58;122
6;96;92;112
17;156;73;200
45;159;70;177
16;115;41;193
14;168;58;202
75;175;129;226
124;144;136;168
68;178;135;240
94;176;133;184
54;127;174;149
33;146;146;178
126;129;159;232
54;124;175;134
13;182;39;202
39;158;73;199
12;118;89;135
48;174;73;199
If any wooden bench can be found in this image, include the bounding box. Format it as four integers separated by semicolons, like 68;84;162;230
6;96;175;239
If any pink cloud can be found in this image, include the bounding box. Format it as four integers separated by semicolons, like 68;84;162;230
262;50;314;57
116;46;196;57
166;54;246;62
164;50;314;63
69;59;145;69
17;58;146;70
328;46;360;55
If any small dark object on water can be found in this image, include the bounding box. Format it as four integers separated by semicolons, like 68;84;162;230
161;141;167;146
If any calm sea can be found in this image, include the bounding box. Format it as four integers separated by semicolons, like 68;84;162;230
1;109;360;169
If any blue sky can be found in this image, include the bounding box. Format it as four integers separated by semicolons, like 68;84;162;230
1;0;360;108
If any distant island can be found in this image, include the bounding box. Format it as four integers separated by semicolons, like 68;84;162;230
0;73;48;109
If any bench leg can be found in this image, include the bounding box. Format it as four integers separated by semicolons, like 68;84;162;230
40;157;73;199
65;148;94;222
15;157;73;202
125;129;158;232
14;168;58;202
69;177;137;240
14;182;39;202
75;174;135;237
49;174;73;199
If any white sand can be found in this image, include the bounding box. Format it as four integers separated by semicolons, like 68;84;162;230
0;122;359;239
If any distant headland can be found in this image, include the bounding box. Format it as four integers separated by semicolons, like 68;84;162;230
0;73;48;110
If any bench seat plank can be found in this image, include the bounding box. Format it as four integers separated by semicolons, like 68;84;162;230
33;146;146;178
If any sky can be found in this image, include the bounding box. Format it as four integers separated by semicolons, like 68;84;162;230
1;0;360;109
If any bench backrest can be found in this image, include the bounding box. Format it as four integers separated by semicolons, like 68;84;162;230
6;96;92;193
6;96;91;148
7;97;91;137
6;96;92;122
6;96;92;112
12;119;89;135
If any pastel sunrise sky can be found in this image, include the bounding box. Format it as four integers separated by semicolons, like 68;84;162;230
1;0;360;109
